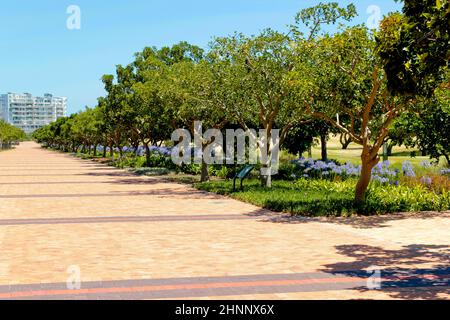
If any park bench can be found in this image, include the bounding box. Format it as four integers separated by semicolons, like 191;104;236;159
233;165;255;191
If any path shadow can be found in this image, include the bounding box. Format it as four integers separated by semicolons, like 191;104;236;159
258;211;450;229
108;188;232;200
322;244;450;299
81;171;134;177
109;178;166;185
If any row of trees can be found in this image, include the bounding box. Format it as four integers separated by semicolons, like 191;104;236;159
0;120;26;150
33;1;450;205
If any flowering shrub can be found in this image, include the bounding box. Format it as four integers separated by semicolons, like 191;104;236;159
149;146;172;157
420;160;433;168
291;157;360;180
290;158;401;185
95;145;173;157
287;158;450;192
402;161;416;177
371;160;400;186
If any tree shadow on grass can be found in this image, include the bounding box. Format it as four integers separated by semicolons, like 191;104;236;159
321;244;450;300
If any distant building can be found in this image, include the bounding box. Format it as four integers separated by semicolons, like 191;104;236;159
0;93;67;134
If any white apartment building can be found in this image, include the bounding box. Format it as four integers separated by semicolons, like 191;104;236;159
0;93;67;134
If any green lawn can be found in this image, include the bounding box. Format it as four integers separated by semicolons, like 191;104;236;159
196;179;354;216
298;135;447;168
196;178;450;216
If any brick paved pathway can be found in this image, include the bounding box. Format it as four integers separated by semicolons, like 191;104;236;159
0;142;448;300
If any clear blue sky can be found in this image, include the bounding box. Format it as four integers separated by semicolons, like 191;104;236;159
0;0;401;115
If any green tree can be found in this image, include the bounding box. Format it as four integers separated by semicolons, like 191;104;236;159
209;30;310;187
400;87;450;166
131;45;191;166
169;59;230;181
0;120;25;149
379;0;450;96
100;74;130;158
71;107;103;156
291;22;408;205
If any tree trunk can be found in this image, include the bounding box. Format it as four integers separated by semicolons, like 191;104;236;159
355;152;379;208
93;144;98;157
387;142;394;156
200;158;209;182
382;143;389;162
200;143;209;182
260;170;272;188
109;144;114;158
340;133;351;150
144;143;151;167
260;131;273;188
320;134;328;161
307;146;312;159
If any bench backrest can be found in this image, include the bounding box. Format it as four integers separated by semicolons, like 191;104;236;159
236;165;254;179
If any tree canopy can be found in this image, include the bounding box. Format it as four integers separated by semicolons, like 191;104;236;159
0;120;26;149
379;0;450;96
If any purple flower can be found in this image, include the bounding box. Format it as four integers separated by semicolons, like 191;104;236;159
402;161;416;177
420;161;432;168
420;176;432;186
372;175;389;185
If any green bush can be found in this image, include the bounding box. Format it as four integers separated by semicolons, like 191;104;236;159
208;164;241;179
134;156;147;168
110;154;178;170
115;156;146;168
211;166;230;179
179;163;201;175
363;185;450;214
148;154;176;169
275;163;298;180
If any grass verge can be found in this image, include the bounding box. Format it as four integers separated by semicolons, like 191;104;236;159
196;179;450;217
